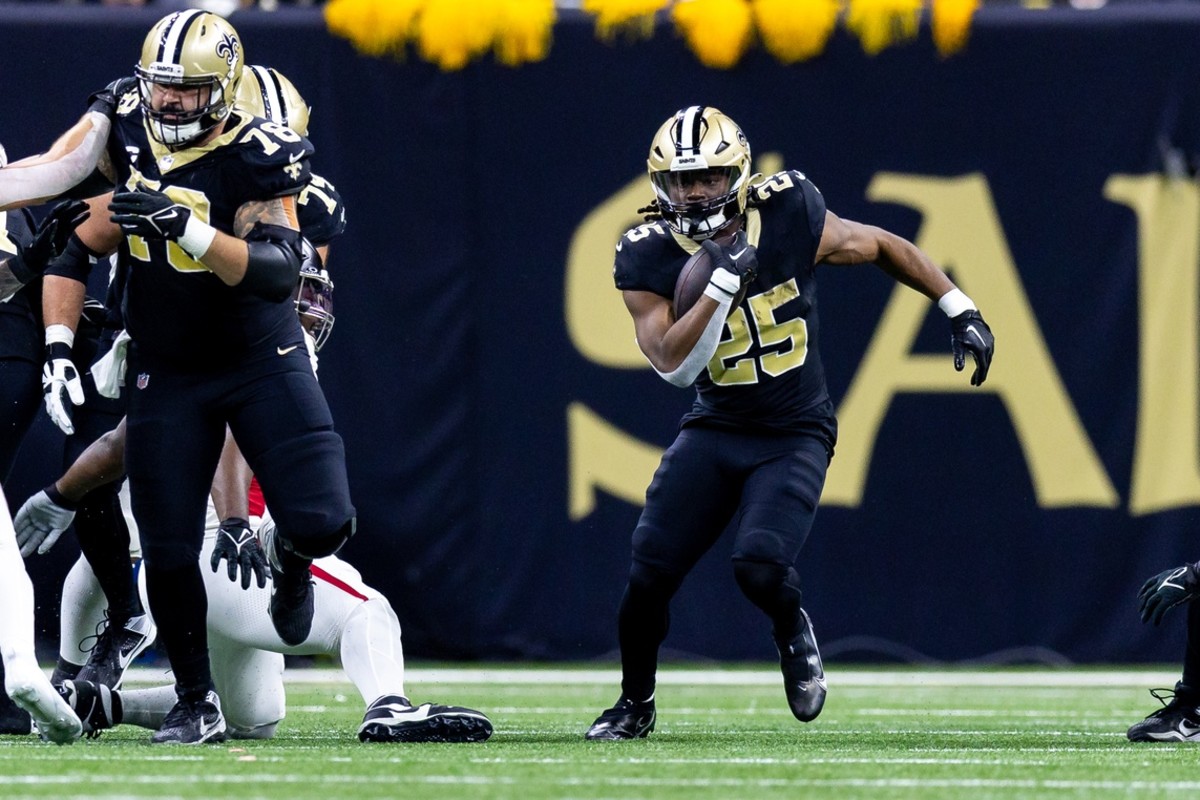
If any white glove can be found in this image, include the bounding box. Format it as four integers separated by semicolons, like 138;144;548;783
92;329;132;400
14;489;76;557
42;325;84;435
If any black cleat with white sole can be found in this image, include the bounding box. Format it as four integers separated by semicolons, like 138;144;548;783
76;613;156;689
778;607;827;723
1128;683;1200;742
358;695;493;743
585;696;656;740
151;692;227;745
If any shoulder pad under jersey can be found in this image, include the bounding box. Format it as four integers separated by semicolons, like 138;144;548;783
233;114;315;200
613;220;683;298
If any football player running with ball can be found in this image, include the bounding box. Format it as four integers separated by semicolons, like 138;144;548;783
585;106;995;740
0;11;356;744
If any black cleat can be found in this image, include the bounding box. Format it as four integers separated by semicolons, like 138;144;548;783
778;608;827;723
1128;683;1200;742
585;696;656;740
77;613;156;689
358;695;493;743
269;565;314;646
262;523;314;646
151;692;227;745
57;680;120;738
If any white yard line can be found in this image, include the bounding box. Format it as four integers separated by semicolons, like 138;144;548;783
118;666;1178;688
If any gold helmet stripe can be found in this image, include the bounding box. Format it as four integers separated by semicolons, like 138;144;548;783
156;9;204;66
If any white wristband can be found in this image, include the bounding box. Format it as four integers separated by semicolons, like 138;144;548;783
705;266;741;300
937;288;976;318
178;215;217;259
46;323;74;348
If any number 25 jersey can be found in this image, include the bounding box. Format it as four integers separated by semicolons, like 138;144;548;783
614;170;837;444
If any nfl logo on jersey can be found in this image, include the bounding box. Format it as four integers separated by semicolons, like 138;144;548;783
136;373;150;390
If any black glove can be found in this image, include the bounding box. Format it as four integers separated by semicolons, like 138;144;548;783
8;200;90;284
109;184;190;241
210;517;270;590
950;309;995;386
1139;563;1200;626
701;229;758;298
87;77;135;118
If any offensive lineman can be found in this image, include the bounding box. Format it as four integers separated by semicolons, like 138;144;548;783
0;11;357;743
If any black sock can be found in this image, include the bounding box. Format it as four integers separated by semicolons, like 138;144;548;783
75;486;140;620
144;561;211;703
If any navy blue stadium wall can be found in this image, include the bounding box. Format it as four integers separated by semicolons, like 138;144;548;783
5;5;1200;664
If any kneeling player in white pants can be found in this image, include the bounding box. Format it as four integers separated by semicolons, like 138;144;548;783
15;421;492;743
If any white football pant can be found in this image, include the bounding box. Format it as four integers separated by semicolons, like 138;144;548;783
61;504;407;738
0;483;81;743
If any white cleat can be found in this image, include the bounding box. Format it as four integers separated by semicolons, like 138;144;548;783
6;665;82;744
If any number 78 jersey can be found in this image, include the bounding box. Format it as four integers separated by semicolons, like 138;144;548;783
614;170;837;437
107;84;314;368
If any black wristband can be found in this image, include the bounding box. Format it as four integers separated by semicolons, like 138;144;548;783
46;341;73;361
44;483;80;512
220;517;250;531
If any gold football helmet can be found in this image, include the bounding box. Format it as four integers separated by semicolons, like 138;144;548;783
135;10;244;148
235;65;310;136
647;106;752;239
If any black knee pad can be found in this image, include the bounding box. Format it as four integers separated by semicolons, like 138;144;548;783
732;558;798;605
251;429;355;552
284;517;356;560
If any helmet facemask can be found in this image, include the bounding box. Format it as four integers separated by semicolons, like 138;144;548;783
295;257;335;352
136;70;231;148
647;106;752;240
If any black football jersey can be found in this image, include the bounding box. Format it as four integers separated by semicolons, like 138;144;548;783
0;208;42;362
105;82;314;368
297;173;347;247
614;170;836;438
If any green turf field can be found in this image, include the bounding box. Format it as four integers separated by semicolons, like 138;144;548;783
1;665;1196;799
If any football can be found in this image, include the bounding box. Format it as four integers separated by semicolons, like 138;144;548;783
672;232;741;318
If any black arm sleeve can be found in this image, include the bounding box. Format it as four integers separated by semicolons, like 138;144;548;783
239;223;302;302
43;233;102;284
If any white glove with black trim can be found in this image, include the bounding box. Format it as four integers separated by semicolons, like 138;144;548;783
42;327;84;435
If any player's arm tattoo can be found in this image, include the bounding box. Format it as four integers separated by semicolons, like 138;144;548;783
233;196;299;239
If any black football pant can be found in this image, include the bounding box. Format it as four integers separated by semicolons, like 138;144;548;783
0;358;41;482
125;344;354;702
617;425;831;702
63;373;139;627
